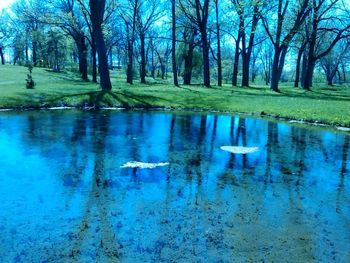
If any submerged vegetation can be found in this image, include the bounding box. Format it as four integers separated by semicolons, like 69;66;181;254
0;65;349;127
0;0;349;261
0;110;349;262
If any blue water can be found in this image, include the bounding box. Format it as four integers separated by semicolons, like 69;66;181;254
0;110;349;262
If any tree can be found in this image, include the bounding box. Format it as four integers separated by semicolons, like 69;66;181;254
77;0;119;83
320;39;350;85
12;0;46;66
76;0;98;82
135;0;163;84
0;13;11;65
46;30;67;71
47;0;89;81
89;0;112;90
292;32;308;87
155;41;171;79
262;0;311;91
302;0;350;90
231;0;262;87
182;28;199;84
259;40;273;85
120;0;139;84
179;0;211;87
232;31;241;86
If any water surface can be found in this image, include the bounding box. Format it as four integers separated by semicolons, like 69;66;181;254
0;110;349;262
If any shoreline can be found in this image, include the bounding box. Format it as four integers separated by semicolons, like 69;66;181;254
1;104;349;132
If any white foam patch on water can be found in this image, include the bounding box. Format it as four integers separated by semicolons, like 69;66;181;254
47;107;74;110
120;161;169;169
220;146;259;154
336;127;350;132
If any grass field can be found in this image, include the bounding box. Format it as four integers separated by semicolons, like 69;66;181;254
0;65;349;127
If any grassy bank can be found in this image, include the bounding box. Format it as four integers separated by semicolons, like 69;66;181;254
0;65;349;127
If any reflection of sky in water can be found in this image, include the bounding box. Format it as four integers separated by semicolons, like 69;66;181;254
0;110;349;262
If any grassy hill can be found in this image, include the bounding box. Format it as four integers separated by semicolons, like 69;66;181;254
0;65;349;127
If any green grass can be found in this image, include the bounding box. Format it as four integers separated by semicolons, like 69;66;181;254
0;65;349;127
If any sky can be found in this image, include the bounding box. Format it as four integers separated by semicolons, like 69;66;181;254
1;0;350;11
0;0;14;11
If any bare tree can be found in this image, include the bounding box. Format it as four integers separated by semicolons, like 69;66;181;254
0;13;12;65
179;0;211;87
120;0;139;84
320;39;350;85
302;0;350;90
262;0;311;91
231;0;262;87
135;0;163;84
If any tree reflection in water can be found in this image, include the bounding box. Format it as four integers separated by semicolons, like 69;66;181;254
0;110;349;262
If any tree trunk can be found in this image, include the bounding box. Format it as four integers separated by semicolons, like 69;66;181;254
109;47;113;68
270;47;289;92
94;28;112;90
303;57;315;90
270;47;281;92
270;45;288;91
337;69;341;84
265;68;270;85
161;65;165;79
0;47;4;65
201;29;210;87
89;0;112;90
127;39;134;84
32;41;37;66
232;33;241;86
324;65;337;86
215;0;222;87
150;39;155;78
251;71;256;82
77;34;88;81
91;42;97;83
183;32;195;85
327;74;333;86
294;48;303;87
341;63;346;82
25;40;29;64
184;49;193;85
183;45;194;85
241;5;259;87
241;31;249;87
251;55;257;82
241;51;250;87
300;52;307;88
140;32;146;84
171;0;179;87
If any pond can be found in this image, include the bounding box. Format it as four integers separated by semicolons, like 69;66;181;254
0;110;349;262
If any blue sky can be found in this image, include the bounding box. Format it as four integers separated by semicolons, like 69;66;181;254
0;0;14;11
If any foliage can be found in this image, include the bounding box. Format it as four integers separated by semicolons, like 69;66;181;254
1;0;350;91
25;64;36;89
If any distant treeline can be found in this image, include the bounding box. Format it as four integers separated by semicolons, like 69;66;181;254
0;0;349;91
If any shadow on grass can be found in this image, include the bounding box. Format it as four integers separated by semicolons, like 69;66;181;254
309;89;350;99
5;82;350;110
33;89;180;109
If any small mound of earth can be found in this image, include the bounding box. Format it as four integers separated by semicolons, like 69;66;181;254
220;146;259;154
120;161;169;169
